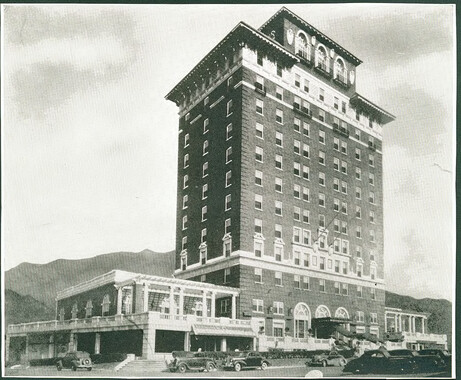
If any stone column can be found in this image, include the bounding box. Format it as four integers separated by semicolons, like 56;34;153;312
169;286;175;316
394;314;397;332
211;292;216;318
142;328;156;360
143;283;149;312
94;333;101;354
117;287;123;315
398;314;402;332
202;291;208;318
231;295;237;319
412;316;416;333
179;288;184;316
220;337;227;352
48;335;54;358
421;317;425;334
184;332;190;351
5;335;10;363
25;335;29;363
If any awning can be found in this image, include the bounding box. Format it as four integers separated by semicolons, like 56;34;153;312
356;332;383;343
335;325;353;337
192;324;256;338
314;317;353;324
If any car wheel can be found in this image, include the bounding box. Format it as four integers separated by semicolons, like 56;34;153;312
56;362;62;371
72;365;77;371
234;362;242;372
178;363;187;373
322;360;327;367
261;362;268;370
340;359;347;367
206;362;215;372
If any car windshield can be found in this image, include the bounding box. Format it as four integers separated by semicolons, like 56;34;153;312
76;352;90;358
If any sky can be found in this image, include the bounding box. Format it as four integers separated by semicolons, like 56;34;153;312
2;4;455;301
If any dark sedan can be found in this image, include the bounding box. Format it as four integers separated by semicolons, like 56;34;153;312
223;351;270;372
344;349;416;374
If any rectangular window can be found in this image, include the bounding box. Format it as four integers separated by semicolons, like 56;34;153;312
371;288;376;300
369;173;375;186
371;267;377;280
342;101;347;114
370;210;375;223
275;224;282;239
275;177;283;193
342;240;349;255
201;206;207;222
357;286;363;298
319;279;325;292
275;200;283;216
183;175;189;189
276;63;282;77
356;226;362;239
341;141;347;155
202;162;209;177
276;109;283;124
203;140;209;155
182;195;188;209
276;131;283;147
303;229;311;245
320;257;325;270
201;228;207;243
333;117;340;129
356;246;362;258
304;79;310;92
256;122;264;138
356;167;362;180
355;148;361;161
355;128;361;139
370;229;375;242
200;274;206;282
334;238;340;253
319;110;325;122
275;154;283;169
334;219;340;232
303;122;310;137
303;187;309;202
356;311;364;323
204;96;209;106
319;130;325;144
342;283;349;295
273;301;284;315
319;151;325;165
356;206;362;219
294;184;301;199
255;218;263;234
225;218;231;234
254;241;263;257
256;99;264;115
293;227;301;243
226;146;232;163
255;194;263;210
334;178;339;192
294;275;301;289
334;97;339;110
294;251;300;265
319;88;325;101
334;198;340;212
334;157;340;171
302;144;309;159
369;191;375;204
276;86;283;100
184;133;190;147
303;165;309;180
303;209;309;224
202;184;208;199
334;260;340;273
333;137;339;151
226;123;233;140
183;153;189;168
295;73;301;87
227;99;233;116
294;162;300;176
319;214;325;228
302;276;310;290
294;118;301;133
182;215;188;230
341;181;347;194
255;170;263;186
356;187;362;200
294;140;301;155
203;118;209;134
341;221;348;235
342;261;348;274
181;236;187;250
369;154;375;167
225;170;232;187
370;313;378;324
255;146;263;162
252;299;264;313
341;201;347;214
294;206;301;221
257;51;263;66
334;282;340;295
275;245;282;262
319;172;325;186
275;271;283;286
254;268;262;283
255;75;264;91
319;193;325;207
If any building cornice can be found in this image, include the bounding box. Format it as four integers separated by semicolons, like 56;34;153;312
350;93;396;125
259;7;362;66
165;22;299;105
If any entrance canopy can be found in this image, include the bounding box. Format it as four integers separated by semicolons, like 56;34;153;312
192;324;255;338
314;317;353;325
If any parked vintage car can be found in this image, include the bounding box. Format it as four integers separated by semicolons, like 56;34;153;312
388;349;441;373
168;352;216;373
343;349;417;374
419;348;451;371
223;351;270;372
56;351;92;371
306;351;347;367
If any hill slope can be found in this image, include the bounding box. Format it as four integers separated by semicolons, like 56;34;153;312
5;249;175;308
5;289;54;326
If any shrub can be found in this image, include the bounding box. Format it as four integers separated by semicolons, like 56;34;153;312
29;358;58;366
90;353;127;363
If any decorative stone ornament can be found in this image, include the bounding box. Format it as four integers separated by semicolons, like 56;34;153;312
330;49;335;58
350;70;355;84
311;35;316;45
286;28;294;45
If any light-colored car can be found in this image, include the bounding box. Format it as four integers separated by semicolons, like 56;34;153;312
307;351;347;367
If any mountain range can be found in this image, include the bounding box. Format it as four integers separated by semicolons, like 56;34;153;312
4;249;451;347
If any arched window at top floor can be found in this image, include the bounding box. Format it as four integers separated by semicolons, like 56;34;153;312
315;45;330;72
295;32;310;61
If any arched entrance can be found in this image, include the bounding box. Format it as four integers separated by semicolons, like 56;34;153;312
293;303;311;338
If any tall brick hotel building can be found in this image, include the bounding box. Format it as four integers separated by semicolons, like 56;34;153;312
6;8;447;363
166;7;393;341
